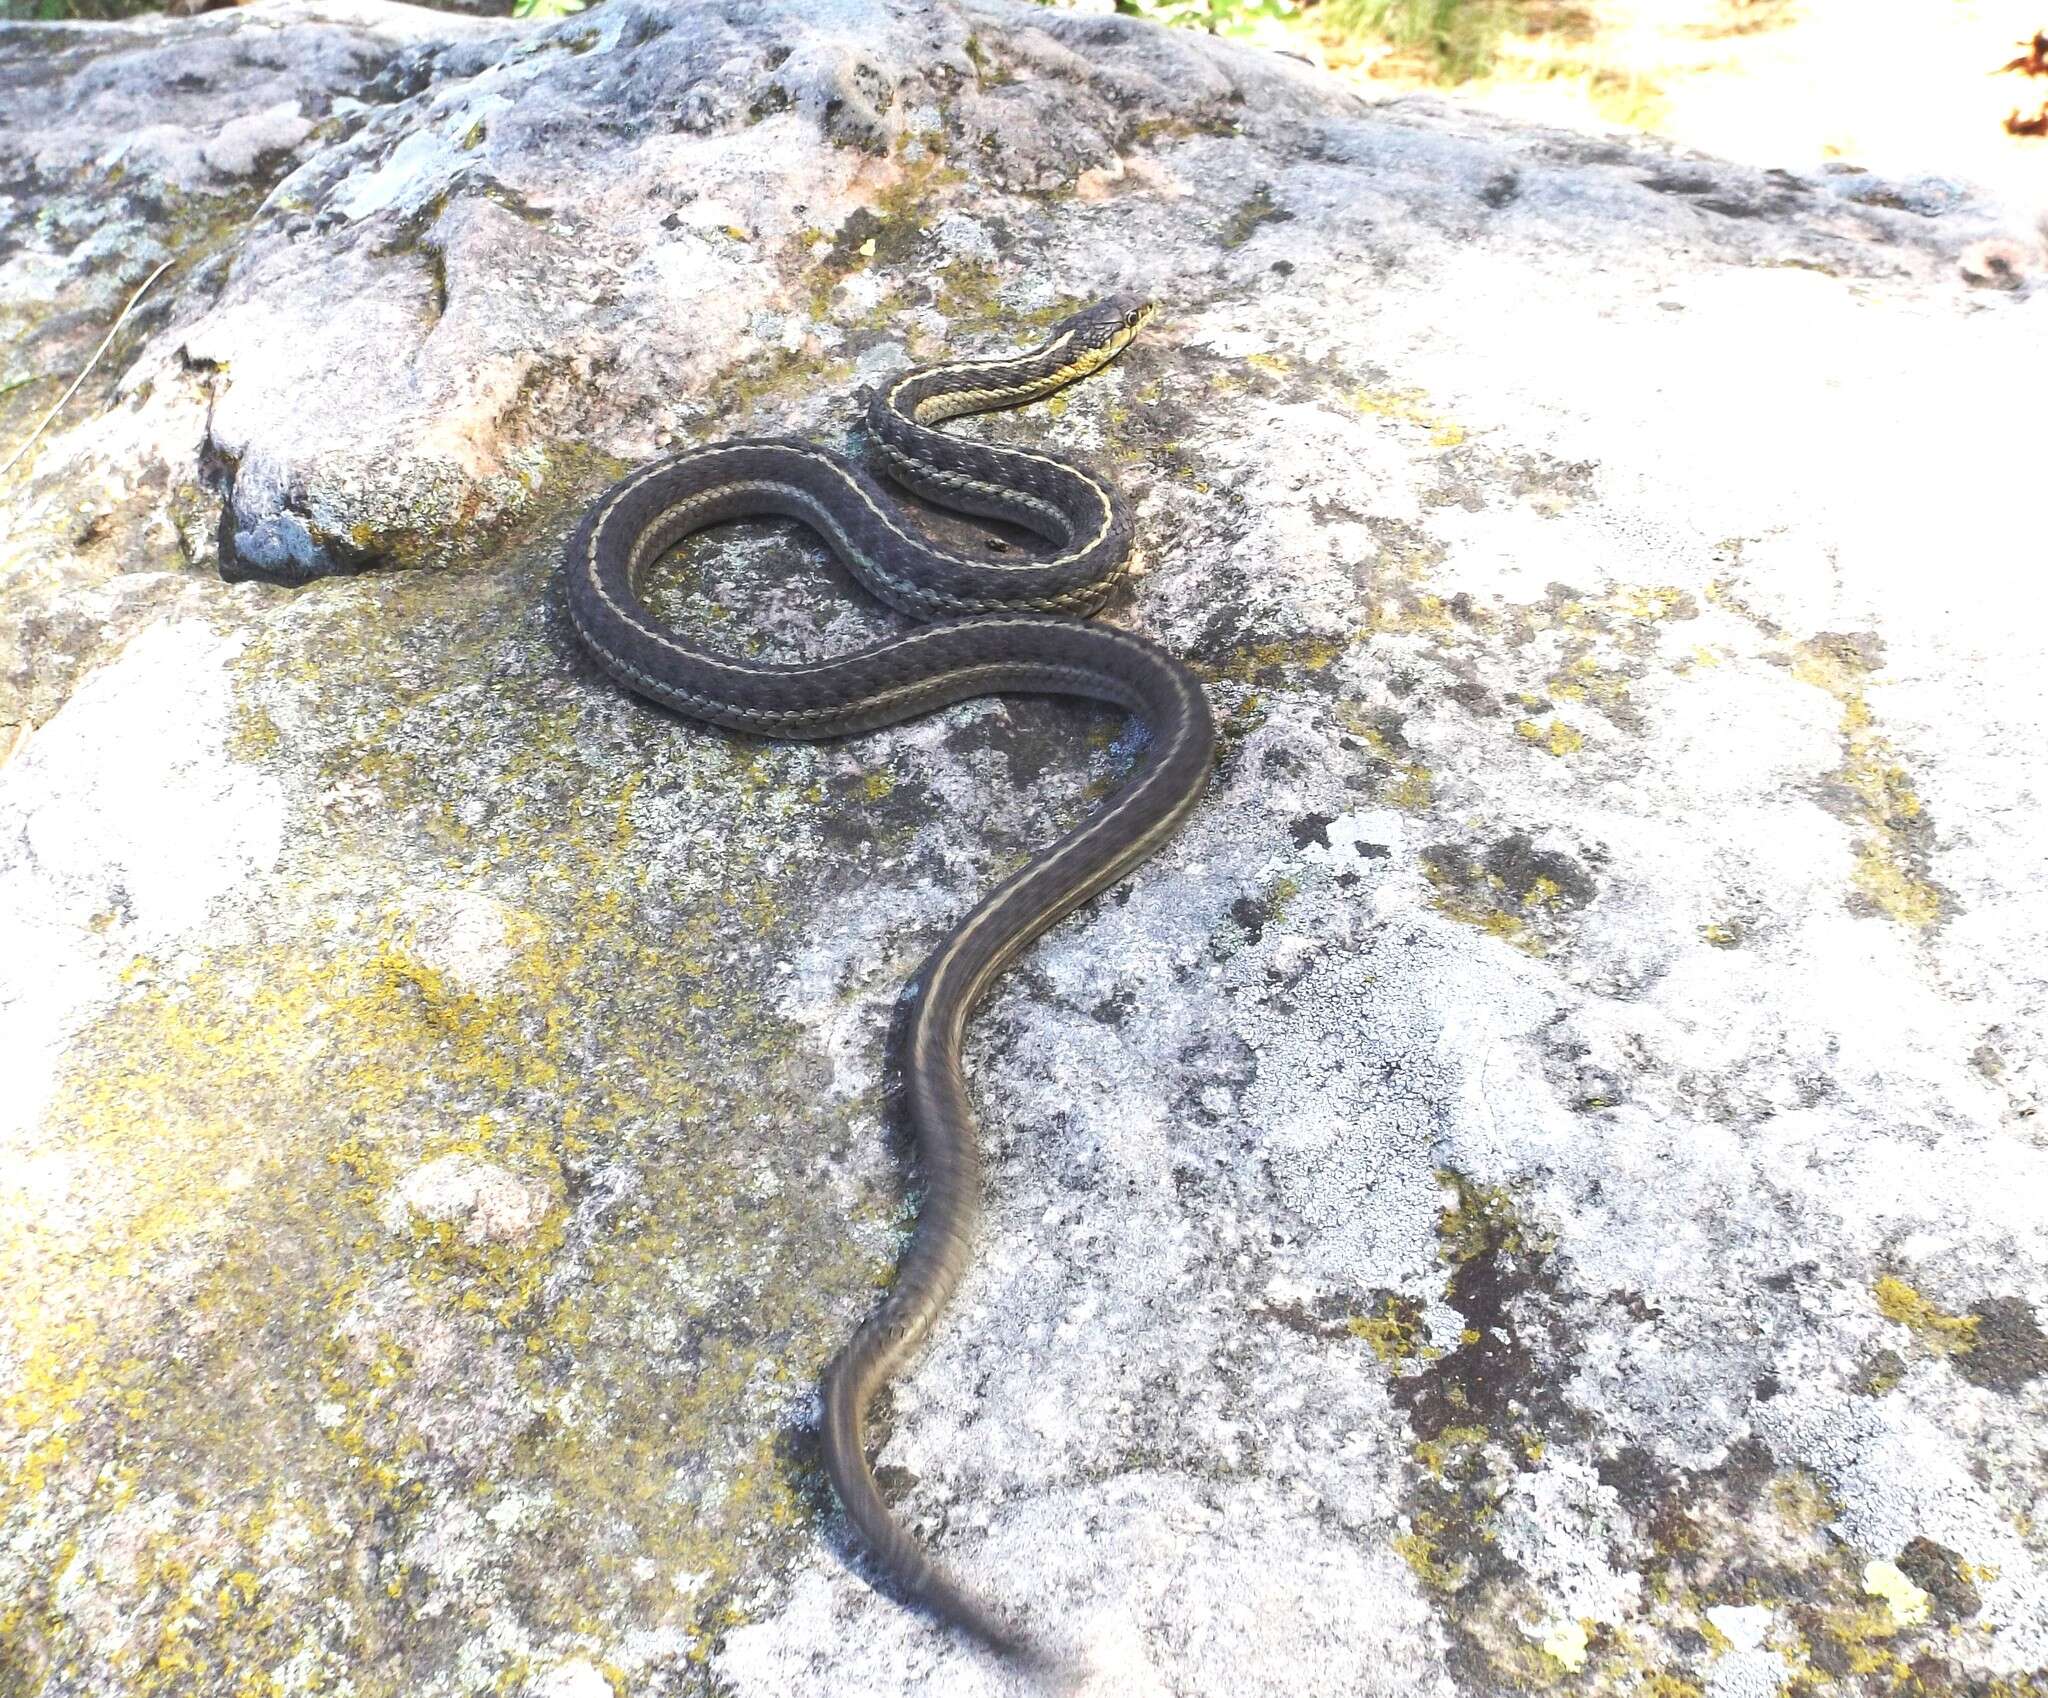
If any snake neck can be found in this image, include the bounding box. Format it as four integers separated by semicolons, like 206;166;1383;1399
857;315;1143;593
877;320;1138;429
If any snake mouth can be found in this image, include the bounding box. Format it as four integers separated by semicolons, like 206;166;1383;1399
1063;311;1153;383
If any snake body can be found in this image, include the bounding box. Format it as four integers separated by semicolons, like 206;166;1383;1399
564;297;1215;1658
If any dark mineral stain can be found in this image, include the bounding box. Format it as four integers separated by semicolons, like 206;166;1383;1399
1596;1445;1679;1515
1389;1182;1574;1443
1385;1179;1585;1691
1480;170;1521;208
1290;812;1336;850
1694;197;1767;220
1955;1295;2048;1391
1219;183;1295;249
1483;833;1597;911
1446;679;1497;716
1232;894;1271;943
1090;987;1136;1027
1641;172;1721;197
1896;1536;1983;1622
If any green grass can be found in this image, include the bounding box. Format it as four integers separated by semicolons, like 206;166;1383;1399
1111;0;1518;83
1113;0;1294;32
0;0;580;15
0;0;165;17
1318;0;1516;81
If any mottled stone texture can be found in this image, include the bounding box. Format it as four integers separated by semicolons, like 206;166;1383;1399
2;1;2045;1695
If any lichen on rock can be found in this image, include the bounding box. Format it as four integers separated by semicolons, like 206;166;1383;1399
3;0;2046;1694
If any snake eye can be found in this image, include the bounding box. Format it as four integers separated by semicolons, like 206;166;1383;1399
1123;309;1141;328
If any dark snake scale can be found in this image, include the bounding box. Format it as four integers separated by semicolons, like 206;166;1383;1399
564;296;1215;1659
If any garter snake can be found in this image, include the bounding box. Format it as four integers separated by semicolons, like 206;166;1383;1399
564;295;1215;1660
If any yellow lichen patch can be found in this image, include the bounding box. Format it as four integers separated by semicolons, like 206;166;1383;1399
1201;633;1350;684
1245;351;1290;375
1368;593;1459;638
0;550;919;1693
1790;636;1943;930
1393;1522;1470;1594
1332;709;1438;812
9;897;853;1688
1438;1173;1549;1265
1348;386;1467;448
1412;1424;1490;1481
1862;1559;1932;1629
1265;875;1302;922
1852;841;1940;930
0;1318;100;1501
1347;1296;1426;1365
1873;1275;1978;1357
722;348;861;427
1215;690;1268;750
1810;1603;1918;1682
1538;1617;1590;1671
1420;863;1549;957
1608;586;1691;622
1444;902;1541;953
1475;1627;1577;1690
1516;717;1584;757
1386;761;1435;810
231;702;283;762
1436;897;1542;954
1768;1468;1838;1534
1548;652;1633;710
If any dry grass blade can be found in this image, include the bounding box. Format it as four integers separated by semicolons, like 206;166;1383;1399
0;257;174;480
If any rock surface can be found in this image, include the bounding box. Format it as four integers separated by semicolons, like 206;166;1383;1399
3;1;2047;1695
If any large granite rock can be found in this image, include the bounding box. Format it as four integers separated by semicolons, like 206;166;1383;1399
2;1;2045;1694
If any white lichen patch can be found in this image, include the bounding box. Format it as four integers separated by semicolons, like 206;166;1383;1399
1705;1603;1773;1650
526;1656;614;1698
383;1153;551;1246
1494;1457;1643;1627
397;885;519;992
1706;1647;1792;1698
0;618;283;1134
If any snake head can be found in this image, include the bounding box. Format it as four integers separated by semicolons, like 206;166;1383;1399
1046;294;1157;375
